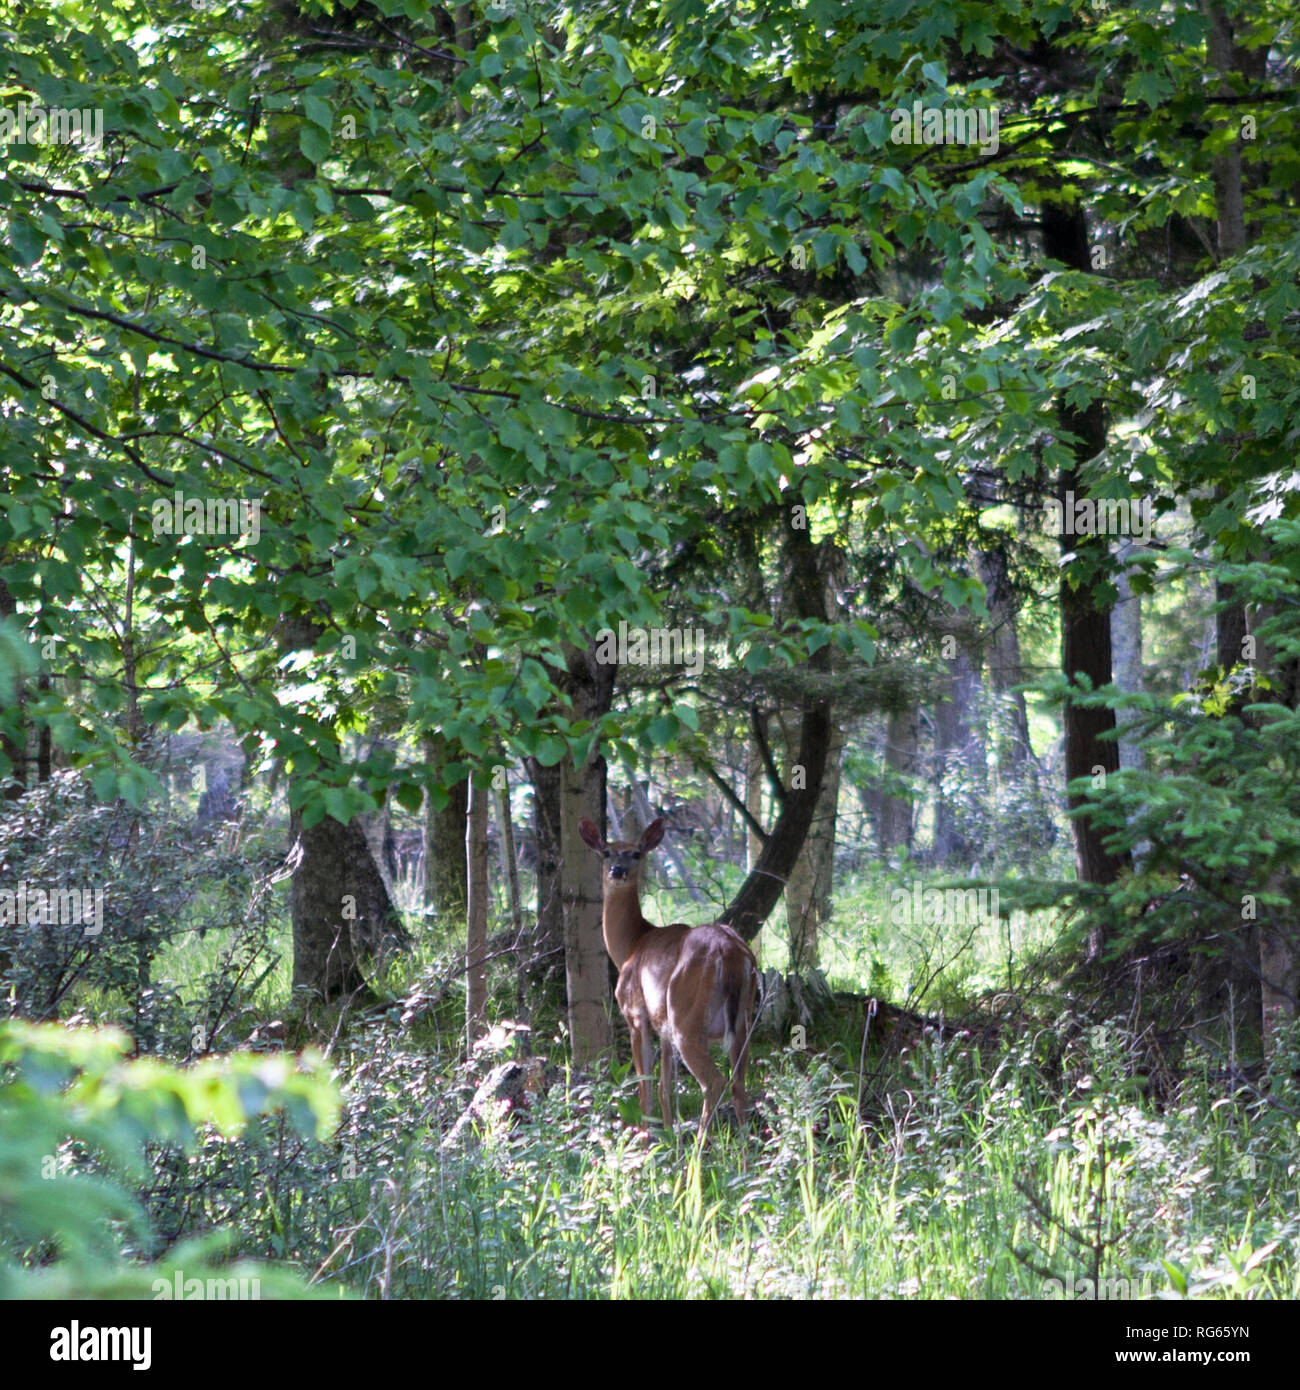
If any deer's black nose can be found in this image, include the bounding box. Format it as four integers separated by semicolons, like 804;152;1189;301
610;865;627;880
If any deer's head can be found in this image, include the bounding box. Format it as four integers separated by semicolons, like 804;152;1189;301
578;817;665;886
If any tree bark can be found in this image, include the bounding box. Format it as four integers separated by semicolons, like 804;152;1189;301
36;671;52;784
466;776;489;1043
557;642;615;1065
289;805;407;1002
784;720;845;972
1204;2;1259;263
744;735;765;871
784;539;850;967
932;641;984;867
282;610;409;1001
1204;6;1261;696
424;733;468;925
976;546;1032;770
878;708;918;854
495;763;524;937
359;782;397;902
1041;199;1130;938
1110;543;1145;773
1259;871;1299;1053
1203;3;1271;1040
525;754;564;997
560;755;610;1065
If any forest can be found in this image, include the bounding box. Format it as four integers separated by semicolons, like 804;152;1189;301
1;0;1298;1319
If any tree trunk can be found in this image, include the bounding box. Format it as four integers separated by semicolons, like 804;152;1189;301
121;534;143;748
360;795;398;902
784;538;850;968
558;642;615;1065
494;761;526;1010
1041;199;1129;942
976;547;1032;770
197;756;239;826
1204;2;1258;263
1204;8;1260;702
560;754;610;1066
745;736;765;871
1203;3;1270;1041
289;805;408;1002
281;610;408;1001
36;670;52;784
784;720;845;972
466;776;489;1044
744;717;771;959
525;755;564;997
495;763;524;937
1259;870;1299;1054
932;641;984;867
1110;544;1145;773
878;707;918;854
424;733;468;925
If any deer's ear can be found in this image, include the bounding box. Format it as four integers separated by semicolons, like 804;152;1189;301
639;818;665;851
578;818;605;851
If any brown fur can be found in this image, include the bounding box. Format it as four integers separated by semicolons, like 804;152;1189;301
579;817;758;1129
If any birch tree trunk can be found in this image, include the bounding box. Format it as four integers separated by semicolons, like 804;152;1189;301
784;721;845;972
558;642;615;1064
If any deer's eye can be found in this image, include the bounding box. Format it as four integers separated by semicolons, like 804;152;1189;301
631;852;641;859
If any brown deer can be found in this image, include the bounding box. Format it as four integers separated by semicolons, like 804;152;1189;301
579;816;758;1130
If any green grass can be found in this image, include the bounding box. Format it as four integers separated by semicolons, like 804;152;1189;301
17;823;1299;1301
296;1024;1300;1299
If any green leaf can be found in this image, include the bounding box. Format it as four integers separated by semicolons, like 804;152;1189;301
302;95;333;132
299;123;331;164
9;219;46;267
647;713;679;745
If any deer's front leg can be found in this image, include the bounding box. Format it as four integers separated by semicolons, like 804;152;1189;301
627;1015;654;1117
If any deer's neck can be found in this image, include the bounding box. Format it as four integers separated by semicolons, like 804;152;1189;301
601;881;654;969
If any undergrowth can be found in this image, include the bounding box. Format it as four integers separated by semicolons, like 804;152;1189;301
99;1012;1298;1300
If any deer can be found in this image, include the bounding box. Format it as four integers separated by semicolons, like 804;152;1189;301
578;816;758;1132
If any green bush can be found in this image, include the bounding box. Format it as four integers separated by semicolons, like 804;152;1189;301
1048;520;1300;1016
0;768;285;1052
0;1021;338;1298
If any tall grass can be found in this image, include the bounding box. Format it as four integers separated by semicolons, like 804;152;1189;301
12;787;1296;1300
290;1022;1299;1299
